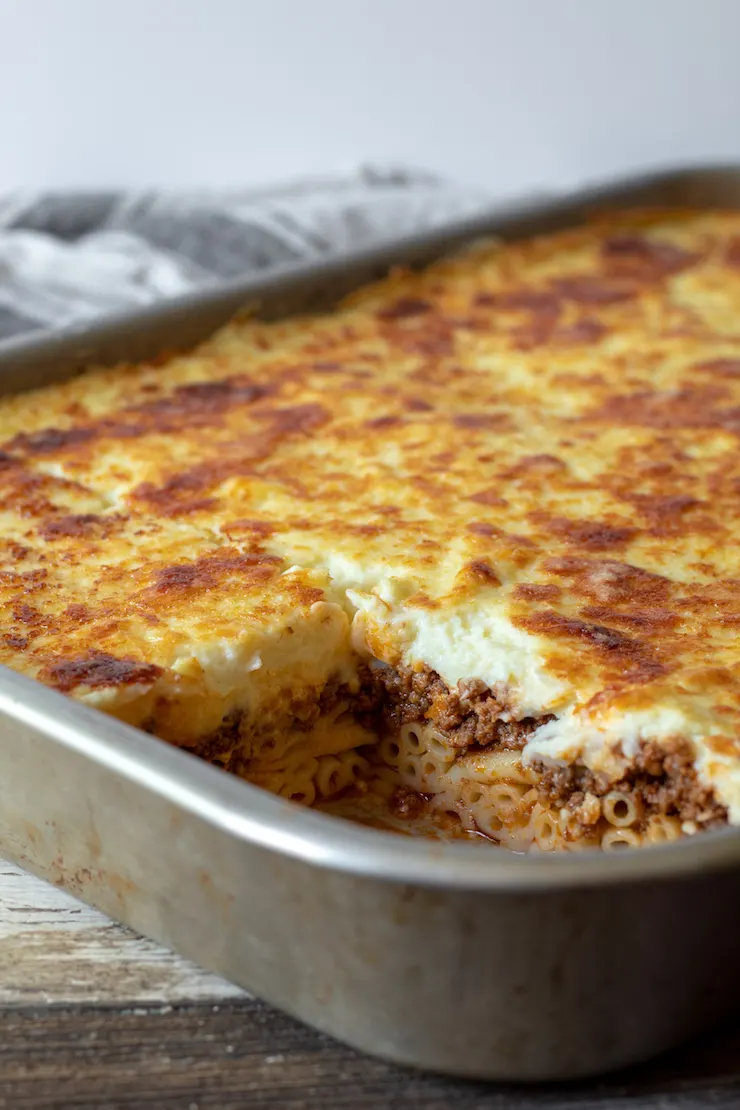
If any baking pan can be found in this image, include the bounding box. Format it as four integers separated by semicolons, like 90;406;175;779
1;165;740;1082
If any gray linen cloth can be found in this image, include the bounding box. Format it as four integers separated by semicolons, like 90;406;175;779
0;169;490;341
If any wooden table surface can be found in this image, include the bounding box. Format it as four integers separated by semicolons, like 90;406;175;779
2;861;739;1108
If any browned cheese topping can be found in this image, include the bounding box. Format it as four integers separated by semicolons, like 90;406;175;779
0;208;739;829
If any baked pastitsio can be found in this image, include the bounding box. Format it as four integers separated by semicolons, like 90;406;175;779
1;208;740;850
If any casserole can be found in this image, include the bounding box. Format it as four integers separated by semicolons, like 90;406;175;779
0;166;739;1078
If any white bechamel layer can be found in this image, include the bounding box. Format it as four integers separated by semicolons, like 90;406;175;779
348;585;568;714
83;597;357;744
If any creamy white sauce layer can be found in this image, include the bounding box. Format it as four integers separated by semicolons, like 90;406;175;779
84;597;357;744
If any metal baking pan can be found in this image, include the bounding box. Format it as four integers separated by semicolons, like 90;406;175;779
1;165;740;1082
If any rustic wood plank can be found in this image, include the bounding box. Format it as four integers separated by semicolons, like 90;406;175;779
0;1000;736;1110
0;860;243;1005
1;861;738;1107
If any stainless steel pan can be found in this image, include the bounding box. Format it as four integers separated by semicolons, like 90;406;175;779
1;165;740;1081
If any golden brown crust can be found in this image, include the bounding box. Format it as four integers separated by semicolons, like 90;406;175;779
0;207;739;784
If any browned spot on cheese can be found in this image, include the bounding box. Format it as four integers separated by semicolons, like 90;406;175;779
256;403;329;434
12;602;42;626
478;289;560;314
543;557;673;605
518;609;665;680
401;331;455;357
494;293;612;348
534;514;636;550
128;429;279;516
132;471;216;517
142;378;267;416
0;473;82;518
407;592;439;610
602;236;701;280
150;550;281;595
350;523;387;538
725;237;740;267
501;454;567;479
4;541;30;562
475;287;562;350
580;604;679;633
43;651;163;692
220;519;275;539
453;412;511;431
467;521;536;547
513;583;562;602
695;358;740;377
404;396;434;412
468;488;508;507
377;297;433;320
6;376;274;459
625;494;704;533
554;318;607;345
10;426;95;456
311;360;342;372
467;521;497;537
550;274;636;305
520;610;629;649
63;603;92;623
464;559;501;587
587;385;740;432
38;513;106;540
512;316;558;350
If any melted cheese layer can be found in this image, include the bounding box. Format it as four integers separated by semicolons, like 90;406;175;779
0;207;740;823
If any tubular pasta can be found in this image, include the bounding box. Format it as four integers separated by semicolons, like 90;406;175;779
369;762;404;798
314;754;346;798
273;752;320;806
465;748;537;786
602;791;640;828
487;781;529;812
423;729;456;768
244;706;685;856
315;749;370;798
470;801;503;839
251;730;291;764
399;722;427;756
530;804;560;851
397;751;426;790
378;735;402;769
645;814;682;843
601;827;643;850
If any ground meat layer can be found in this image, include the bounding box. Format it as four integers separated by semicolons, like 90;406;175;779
191;679;351;771
364;664;728;830
363;663;552;750
534;740;727;828
188;660;729;834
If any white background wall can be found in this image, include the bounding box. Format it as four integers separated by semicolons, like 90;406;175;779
1;0;739;197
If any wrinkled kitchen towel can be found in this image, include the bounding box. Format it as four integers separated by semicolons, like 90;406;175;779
0;168;492;341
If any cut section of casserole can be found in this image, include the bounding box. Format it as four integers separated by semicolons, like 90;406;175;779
2;206;740;850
